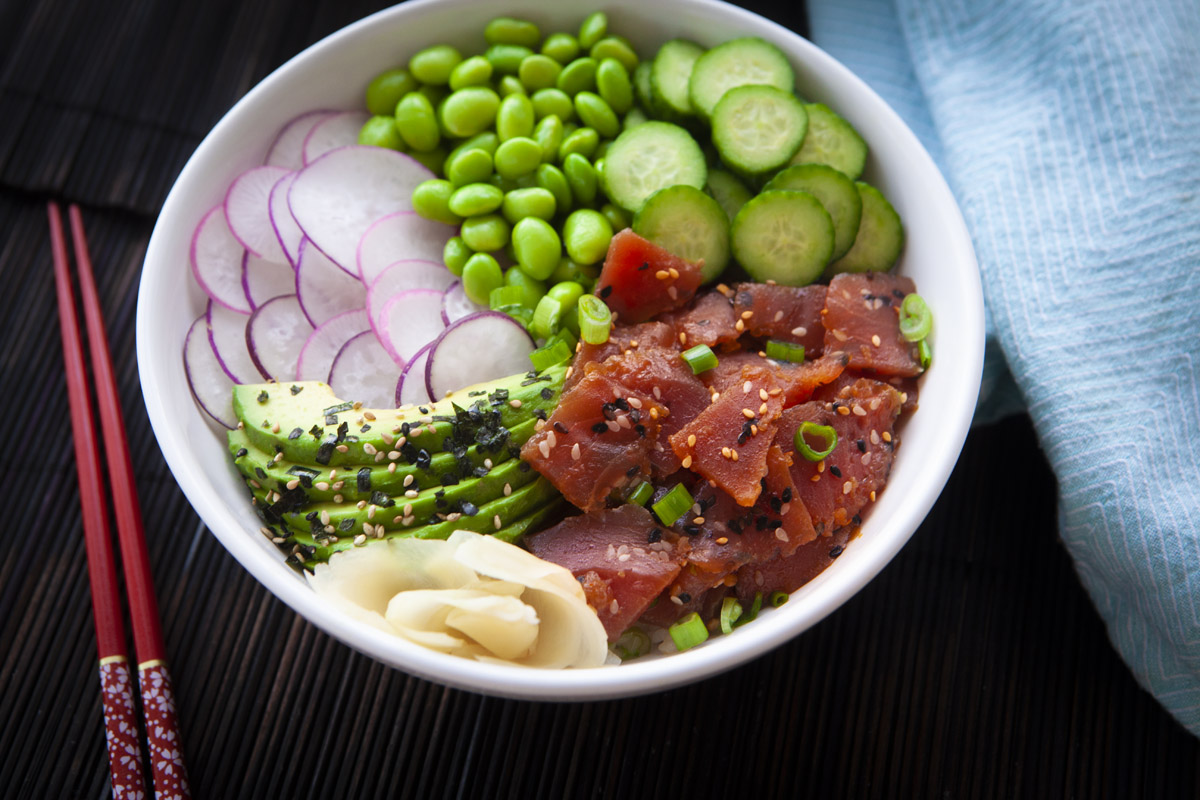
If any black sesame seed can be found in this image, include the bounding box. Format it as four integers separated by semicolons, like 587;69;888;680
829;465;842;477
592;422;609;433
829;545;844;558
626;464;640;477
683;524;701;536
634;424;646;437
416;449;432;469
767;519;783;529
235;448;248;459
648;527;662;543
769;497;782;513
781;488;792;503
852;514;862;526
461;501;479;517
599;285;613;298
288;427;303;440
613;397;630;411
856;439;866;453
678;592;692;603
638;261;650;271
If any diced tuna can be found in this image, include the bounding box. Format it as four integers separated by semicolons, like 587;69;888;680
594;230;704;323
822;272;921;377
661;290;740;349
735;526;854;605
733;282;827;356
565;321;676;390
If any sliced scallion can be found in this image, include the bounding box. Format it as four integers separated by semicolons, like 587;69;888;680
578;293;613;345
530;294;564;340
680;344;718;374
794;421;838;461
769;591;789;607
734;592;764;628
764;340;805;363
668;612;709;652
898;293;933;342
918;338;932;370
489;284;529;310
627;480;653;506
612;627;651;660
528;338;573;371
720;596;743;634
651;482;693;525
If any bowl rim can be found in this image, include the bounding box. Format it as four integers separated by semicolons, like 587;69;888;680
137;0;984;700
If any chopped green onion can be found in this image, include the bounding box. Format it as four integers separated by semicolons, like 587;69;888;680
530;294;564;340
489;284;528;310
529;338;573;371
734;592;764;628
549;325;578;352
493;303;534;329
918;338;932;370
794;421;838;462
651;482;693;525
719;596;743;634
764;340;805;363
668;612;709;652
577;293;612;345
612;627;650;660
627;480;654;506
769;591;789;607
898;293;933;342
680;344;718;374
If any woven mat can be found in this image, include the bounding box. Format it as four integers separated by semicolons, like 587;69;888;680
1;0;1197;797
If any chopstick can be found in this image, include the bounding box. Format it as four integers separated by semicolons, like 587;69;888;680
49;201;192;800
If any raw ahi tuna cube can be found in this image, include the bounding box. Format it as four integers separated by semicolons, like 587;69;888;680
822;272;922;377
594;230;704;323
733;282;827;356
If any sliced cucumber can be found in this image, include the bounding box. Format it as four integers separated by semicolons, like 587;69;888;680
825;182;904;276
731;190;833;286
765;163;862;259
633;184;730;282
687;36;794;120
711;85;807;176
650;39;705;118
601;121;707;211
789;102;868;180
705;169;754;221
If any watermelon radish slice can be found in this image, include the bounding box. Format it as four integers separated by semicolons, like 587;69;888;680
378;287;446;364
225;165;291;263
190;205;252;313
356;210;455;284
440;281;483;325
302;111;371;165
242;252;295;310
268;171;304;266
296;238;366;327
425;312;535;400
396;342;434;406
288;145;430;274
330;331;402;409
246;294;314;381
264;110;337;170
206;300;259;384
366;260;456;340
296;308;370;382
184;314;237;428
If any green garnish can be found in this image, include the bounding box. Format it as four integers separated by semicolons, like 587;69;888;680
898;292;932;342
651;482;693;525
577;293;613;345
794;421;838;461
764;340;805;363
680;344;718;374
720;596;743;634
769;591;789;607
668;612;709;652
528;339;573;371
627;480;654;506
612;627;651;660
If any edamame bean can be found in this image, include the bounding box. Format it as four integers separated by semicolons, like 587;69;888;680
541;32;581;65
501;187;557;223
511;217;562;280
518;54;562;91
448;182;504;216
484;17;541;48
578;11;607;50
573;92;619;138
593;141;609;161
530;88;575;122
493;137;542;179
461;253;504;305
460;213;511;252
533;115;563;164
562;209;613;265
556;57;597;96
416;84;448;107
446;146;493;187
558;128;599;162
486;44;534;75
366;68;419;115
535;163;573;215
496;93;535;141
358;116;404;150
449;55;493;90
439;87;500;137
489;173;536;192
600;202;631;232
447;131;499;163
547;280;585;308
498;75;526;97
395;92;440;151
589;37;638;72
444;236;472;276
550;257;598;285
505;266;547;307
409;44;462;85
412;179;462;225
595;58;633;115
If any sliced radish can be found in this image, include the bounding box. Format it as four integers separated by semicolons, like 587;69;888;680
288;145;430;274
330;331;402;408
367;260;457;338
425;312;536;400
296;309;370;382
206;300;259;384
242;252;295;309
378;287;446;364
265;110;338;170
268;171;304;265
184;314;237;428
302;111;372;165
190;205;252;313
296;238;366;327
225;165;291;263
396;343;434;406
246;294;314;381
356;211;455;283
440;281;484;325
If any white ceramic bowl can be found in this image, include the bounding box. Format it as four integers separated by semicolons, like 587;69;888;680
138;0;983;700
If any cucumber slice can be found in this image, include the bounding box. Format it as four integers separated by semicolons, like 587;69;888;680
633;184;730;282
687;36;794;120
731;190;833;286
711;85;808;175
705;168;754;221
789;102;868;180
601;121;707;211
825;182;904;276
765;163;862;259
650;39;705;117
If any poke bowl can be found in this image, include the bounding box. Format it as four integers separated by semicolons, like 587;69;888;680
137;0;983;700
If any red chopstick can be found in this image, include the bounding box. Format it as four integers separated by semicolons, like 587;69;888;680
49;201;192;800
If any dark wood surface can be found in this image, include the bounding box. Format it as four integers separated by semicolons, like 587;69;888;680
2;1;1197;797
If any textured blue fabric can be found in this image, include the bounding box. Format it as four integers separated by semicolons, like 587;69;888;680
809;0;1200;734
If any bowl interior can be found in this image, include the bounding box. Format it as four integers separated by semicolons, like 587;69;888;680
138;0;983;700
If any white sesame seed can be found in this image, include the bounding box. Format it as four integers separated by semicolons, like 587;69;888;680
315;481;329;491
791;326;807;337
774;310;784;322
504;483;512;496
405;489;419;499
628;396;642;409
743;380;752;394
853;406;867;416
363;443;377;455
571;442;581;460
403;474;414;487
546;430;557;448
538;439;551;458
354;534;367;546
494;515;502;530
843;481;853;494
871;334;882;347
775;529;789;542
617;414;631;429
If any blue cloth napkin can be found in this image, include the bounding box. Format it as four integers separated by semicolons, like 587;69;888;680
808;0;1200;734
